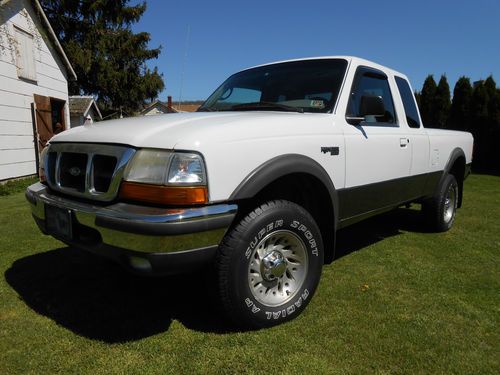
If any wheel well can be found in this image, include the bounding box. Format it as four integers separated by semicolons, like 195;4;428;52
234;173;336;264
448;156;465;208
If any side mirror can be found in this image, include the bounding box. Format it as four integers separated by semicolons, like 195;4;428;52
360;95;385;117
346;95;386;125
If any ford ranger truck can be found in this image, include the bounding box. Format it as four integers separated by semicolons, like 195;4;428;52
26;56;473;328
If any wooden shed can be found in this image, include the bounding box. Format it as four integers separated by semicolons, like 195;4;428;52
69;96;102;127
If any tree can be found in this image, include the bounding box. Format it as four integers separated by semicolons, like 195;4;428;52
481;76;500;173
435;75;451;128
469;81;490;167
414;90;421;109
471;81;489;126
449;77;473;131
420;75;437;127
484;76;500;130
40;0;164;116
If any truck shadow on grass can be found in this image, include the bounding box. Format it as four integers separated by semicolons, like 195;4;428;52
5;208;426;342
334;207;429;260
5;247;227;342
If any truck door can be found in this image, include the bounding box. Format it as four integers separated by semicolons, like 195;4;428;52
341;67;412;220
394;76;430;178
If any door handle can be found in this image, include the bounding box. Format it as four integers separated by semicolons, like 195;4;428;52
400;138;409;148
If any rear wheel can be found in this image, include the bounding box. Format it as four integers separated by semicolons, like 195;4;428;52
217;200;323;328
423;174;458;232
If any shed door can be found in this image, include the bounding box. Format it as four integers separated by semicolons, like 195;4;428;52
34;94;53;152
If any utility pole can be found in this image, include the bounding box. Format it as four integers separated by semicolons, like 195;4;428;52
178;24;190;111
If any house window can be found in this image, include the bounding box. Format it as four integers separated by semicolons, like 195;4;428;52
14;26;36;81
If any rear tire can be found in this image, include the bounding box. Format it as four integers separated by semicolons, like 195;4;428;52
216;200;323;329
423;174;458;232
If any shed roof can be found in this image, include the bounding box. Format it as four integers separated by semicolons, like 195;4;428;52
69;96;102;120
140;100;178;115
31;0;77;80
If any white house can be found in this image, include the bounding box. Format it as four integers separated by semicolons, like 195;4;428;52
140;96;177;116
69;95;102;127
0;0;76;181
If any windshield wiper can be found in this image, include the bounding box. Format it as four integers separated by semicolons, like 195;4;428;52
228;101;304;113
197;107;218;112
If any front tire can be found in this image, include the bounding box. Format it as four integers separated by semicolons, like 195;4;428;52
217;200;324;329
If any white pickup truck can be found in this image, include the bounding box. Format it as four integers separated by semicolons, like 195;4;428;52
26;56;473;328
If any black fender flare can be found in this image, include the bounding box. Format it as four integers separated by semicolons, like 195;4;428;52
444;148;466;175
230;154;337;208
437;147;466;207
229;153;339;241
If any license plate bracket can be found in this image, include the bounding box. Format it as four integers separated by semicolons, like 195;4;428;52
45;205;73;240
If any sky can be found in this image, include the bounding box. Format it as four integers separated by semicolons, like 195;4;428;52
132;0;500;102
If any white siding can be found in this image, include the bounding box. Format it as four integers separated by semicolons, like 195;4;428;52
0;120;33;136
0;104;32;122
0;160;36;178
0;148;35;165
0;134;34;149
0;0;70;180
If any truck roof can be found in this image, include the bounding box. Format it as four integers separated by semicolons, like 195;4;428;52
243;56;409;82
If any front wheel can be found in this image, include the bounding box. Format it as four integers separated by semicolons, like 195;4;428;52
216;200;324;328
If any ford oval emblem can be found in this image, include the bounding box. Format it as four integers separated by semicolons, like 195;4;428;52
69;166;81;177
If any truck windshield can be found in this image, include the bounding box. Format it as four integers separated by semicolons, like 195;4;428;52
198;59;348;114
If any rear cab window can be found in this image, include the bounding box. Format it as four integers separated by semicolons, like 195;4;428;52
395;76;421;128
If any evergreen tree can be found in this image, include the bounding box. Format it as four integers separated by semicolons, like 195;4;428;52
484;76;500;130
420;75;437;127
471;82;489;126
449;77;473;131
414;90;421;110
482;76;500;173
470;81;490;167
435;75;451;128
40;0;164;116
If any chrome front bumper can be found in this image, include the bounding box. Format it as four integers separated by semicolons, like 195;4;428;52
26;182;237;275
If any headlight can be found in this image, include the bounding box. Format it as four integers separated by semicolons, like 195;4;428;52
167;153;206;184
123;150;206;186
122;149;173;185
120;149;208;205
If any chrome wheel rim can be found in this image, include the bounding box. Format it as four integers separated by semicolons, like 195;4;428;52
443;184;457;223
247;230;308;307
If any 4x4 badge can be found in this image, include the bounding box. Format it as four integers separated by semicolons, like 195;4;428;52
321;147;339;156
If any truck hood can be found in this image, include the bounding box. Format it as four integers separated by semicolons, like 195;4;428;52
51;111;329;150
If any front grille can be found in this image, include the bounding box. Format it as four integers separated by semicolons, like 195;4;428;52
93;155;117;192
60;152;87;191
45;143;135;202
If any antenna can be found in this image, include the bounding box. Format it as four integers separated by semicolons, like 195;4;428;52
178;24;190;111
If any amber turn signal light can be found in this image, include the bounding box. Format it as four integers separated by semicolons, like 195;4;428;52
119;181;208;206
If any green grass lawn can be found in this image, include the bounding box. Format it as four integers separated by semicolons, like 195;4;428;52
1;175;499;374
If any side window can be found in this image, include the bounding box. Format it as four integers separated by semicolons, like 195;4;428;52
347;68;396;125
395;76;421;128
